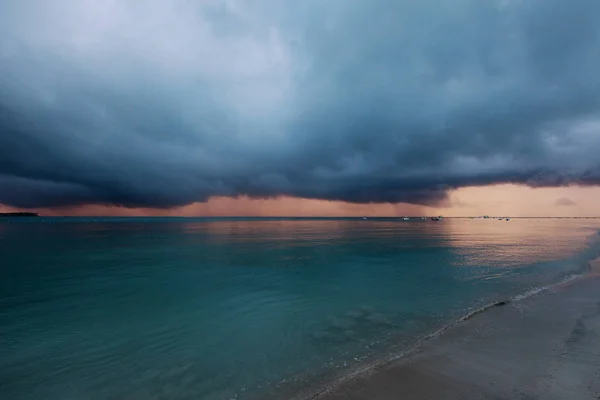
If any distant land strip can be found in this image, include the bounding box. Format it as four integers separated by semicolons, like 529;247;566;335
0;212;39;217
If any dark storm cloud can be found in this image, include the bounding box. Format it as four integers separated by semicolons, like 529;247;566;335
1;0;600;208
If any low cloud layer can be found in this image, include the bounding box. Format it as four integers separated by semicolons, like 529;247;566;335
555;197;577;206
1;0;600;209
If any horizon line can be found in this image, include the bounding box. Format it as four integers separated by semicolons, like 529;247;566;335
3;215;600;219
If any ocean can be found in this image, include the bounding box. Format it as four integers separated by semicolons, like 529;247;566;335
1;217;599;399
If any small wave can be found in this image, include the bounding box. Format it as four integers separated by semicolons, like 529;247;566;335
512;272;583;301
299;251;600;400
419;270;589;346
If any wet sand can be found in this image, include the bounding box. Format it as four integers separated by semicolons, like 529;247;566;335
314;260;600;400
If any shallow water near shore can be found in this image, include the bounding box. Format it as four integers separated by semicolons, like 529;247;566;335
1;217;600;399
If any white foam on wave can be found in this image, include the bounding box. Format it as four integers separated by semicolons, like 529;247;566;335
512;272;583;301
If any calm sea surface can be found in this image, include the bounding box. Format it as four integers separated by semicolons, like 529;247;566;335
1;217;600;399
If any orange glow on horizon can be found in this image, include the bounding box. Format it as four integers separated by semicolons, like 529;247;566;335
1;185;599;217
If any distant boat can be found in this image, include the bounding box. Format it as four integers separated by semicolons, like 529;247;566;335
431;216;443;221
403;217;410;221
421;217;427;220
362;217;367;220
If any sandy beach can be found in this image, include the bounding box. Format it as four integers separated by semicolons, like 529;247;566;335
313;260;600;400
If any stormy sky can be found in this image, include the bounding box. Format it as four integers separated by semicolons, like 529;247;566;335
1;0;600;209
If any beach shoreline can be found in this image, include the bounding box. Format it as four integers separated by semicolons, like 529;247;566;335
297;258;600;400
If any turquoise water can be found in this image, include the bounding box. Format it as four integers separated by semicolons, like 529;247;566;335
1;217;599;399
